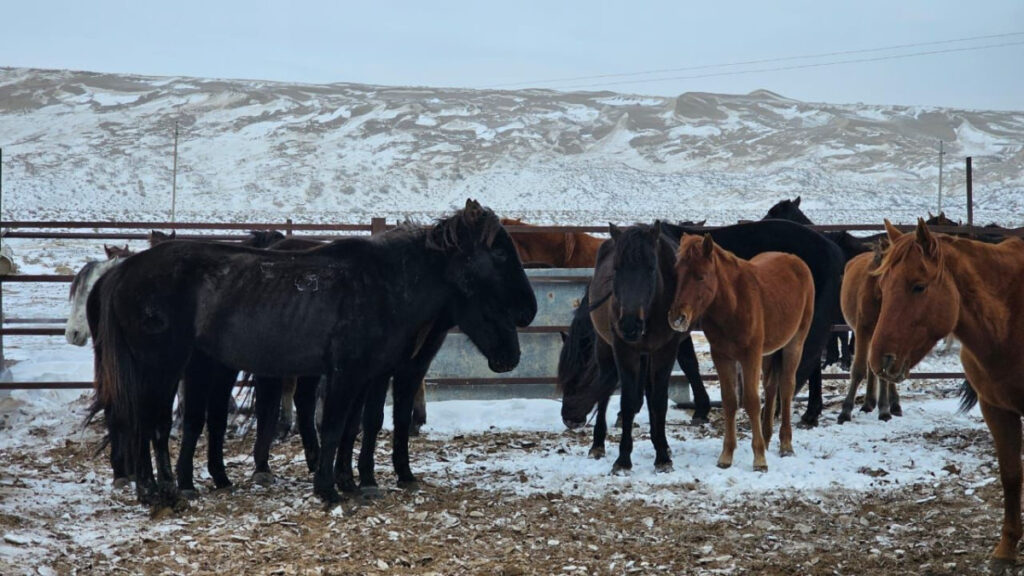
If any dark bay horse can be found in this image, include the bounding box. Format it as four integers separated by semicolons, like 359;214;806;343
669;234;814;470
587;222;682;473
501;218;604;268
94;200;536;506
836;247;901;424
868;219;1024;563
559;220;844;444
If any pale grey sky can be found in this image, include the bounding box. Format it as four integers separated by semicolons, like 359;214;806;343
2;1;1022;109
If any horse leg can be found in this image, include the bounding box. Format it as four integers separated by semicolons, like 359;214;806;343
252;375;283;486
761;355;779;450
611;343;642;474
839;331;853;372
979;400;1023;563
839;329;870;423
798;364;824;428
104;405;131;488
314;369;362;504
590;339;618;459
277;377;297;439
888;381;903;417
293;375;321;473
174;364;210;496
410;379;427;437
647;345;675;472
204;365;236;491
335;384;371;494
152;373;183;509
392;330;448;487
739;353;768;471
357;377;389;493
777;342;802;457
877;376;893;422
713;355;739;469
676;335;710;425
861;371;878;413
824;333;840;368
171;380;185;439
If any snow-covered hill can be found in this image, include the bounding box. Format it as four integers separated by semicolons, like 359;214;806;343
2;67;1022;226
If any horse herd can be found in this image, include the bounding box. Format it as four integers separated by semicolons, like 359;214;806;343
65;198;1024;563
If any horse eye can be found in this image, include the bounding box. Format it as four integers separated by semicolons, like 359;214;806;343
696;274;706;282
912;283;926;294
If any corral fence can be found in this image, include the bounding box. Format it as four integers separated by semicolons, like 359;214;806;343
2;218;1020;401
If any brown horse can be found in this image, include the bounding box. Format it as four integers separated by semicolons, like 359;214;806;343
837;245;902;423
668;234;814;471
501;218;604;268
869;219;1024;563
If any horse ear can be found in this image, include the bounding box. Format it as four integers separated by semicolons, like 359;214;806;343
103;245;117;259
884;219;903;243
915;218;939;258
701;233;714;258
463;198;484;224
928;211;935;220
609;223;621;241
793;196;801;208
651;220;663;242
696;219;706;227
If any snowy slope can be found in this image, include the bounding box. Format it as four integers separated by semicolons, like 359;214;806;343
2;67;1022;227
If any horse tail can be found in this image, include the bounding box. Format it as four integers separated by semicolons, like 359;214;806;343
92;267;142;470
557;287;598;393
957;379;978;415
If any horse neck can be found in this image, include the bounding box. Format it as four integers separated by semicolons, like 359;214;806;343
379;234;455;324
704;248;746;323
945;238;1024;353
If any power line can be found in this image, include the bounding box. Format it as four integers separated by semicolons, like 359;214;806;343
487;31;1024;89
553;40;1024;91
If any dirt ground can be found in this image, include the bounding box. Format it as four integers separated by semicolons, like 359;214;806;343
0;387;1020;576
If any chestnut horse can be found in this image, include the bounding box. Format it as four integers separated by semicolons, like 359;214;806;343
501;218;604;268
669;234;814;470
836;246;902;424
869;219;1024;563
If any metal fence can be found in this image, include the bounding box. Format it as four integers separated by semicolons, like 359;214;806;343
1;218;1017;392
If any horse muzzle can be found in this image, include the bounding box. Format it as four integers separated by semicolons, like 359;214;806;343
669;313;690;333
66;329;88;347
487;352;521;373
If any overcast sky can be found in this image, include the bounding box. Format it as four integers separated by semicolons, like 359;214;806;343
2;1;1022;110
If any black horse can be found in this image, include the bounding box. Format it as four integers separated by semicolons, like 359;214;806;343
764;196;869;370
584;222;682;473
93;200;537;507
560;219;845;442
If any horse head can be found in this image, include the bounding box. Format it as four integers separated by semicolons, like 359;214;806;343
765;196;812;225
668;234;720;333
66;258;123;346
430;199;537;372
608;222;662;343
868;219;958;382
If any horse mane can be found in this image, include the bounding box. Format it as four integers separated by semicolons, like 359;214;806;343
871;233;950;281
69;261;98;299
426;204;501;252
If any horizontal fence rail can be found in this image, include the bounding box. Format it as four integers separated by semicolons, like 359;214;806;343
0;218;1001;390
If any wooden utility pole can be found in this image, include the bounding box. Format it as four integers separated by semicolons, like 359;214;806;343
937;140;945;214
966;156;974;237
171;121;179;224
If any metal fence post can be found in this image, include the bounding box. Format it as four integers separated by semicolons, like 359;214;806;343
370;217;386;236
0;147;8;387
966;157;974;238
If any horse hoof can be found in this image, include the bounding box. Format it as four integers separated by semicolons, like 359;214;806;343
989;556;1017;574
837;413;851;424
860;404;876;414
796;419;818;430
780;448;795;458
611;461;631;475
112;477;131;490
588;447;605;460
409;423;423;437
716;460;732;470
689;416;710;427
180;488;200;500
397;479;421;492
337;478;359;494
360;485;383;499
149;504;177;521
252;472;275;487
878;413;892;422
891;405;903;417
315;486;343;504
654;461;674;474
753;463;769;473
